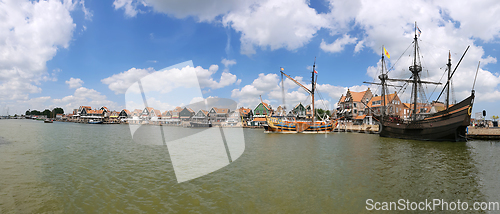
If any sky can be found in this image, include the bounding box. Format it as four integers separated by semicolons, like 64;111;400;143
1;0;500;119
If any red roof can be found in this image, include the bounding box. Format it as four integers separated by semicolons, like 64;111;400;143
87;110;103;114
173;107;183;112
214;107;229;114
367;93;398;108
339;95;346;102
262;102;271;110
354;115;366;120
239;107;251;115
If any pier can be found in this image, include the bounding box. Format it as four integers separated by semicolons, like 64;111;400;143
466;127;500;140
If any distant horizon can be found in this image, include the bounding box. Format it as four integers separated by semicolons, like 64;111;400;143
1;0;500;118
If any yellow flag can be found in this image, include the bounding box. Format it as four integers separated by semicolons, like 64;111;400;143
384;47;390;59
280;67;284;71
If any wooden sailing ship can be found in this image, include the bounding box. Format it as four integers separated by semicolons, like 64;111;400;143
264;62;339;133
365;23;476;141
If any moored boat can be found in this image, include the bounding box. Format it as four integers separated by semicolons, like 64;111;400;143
88;120;103;124
265;62;339;133
44;119;53;123
365;23;476;141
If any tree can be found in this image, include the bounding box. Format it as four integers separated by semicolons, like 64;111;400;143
31;110;41;115
492;115;499;121
43;109;52;118
52;107;64;118
25;110;30;115
316;108;329;120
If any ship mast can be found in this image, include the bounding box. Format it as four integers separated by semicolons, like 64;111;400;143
446;51;451;110
380;47;387;121
280;60;317;123
311;59;316;124
363;47;391;121
409;22;422;121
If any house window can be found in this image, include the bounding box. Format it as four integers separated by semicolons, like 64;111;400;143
354;109;357;114
354;103;357;108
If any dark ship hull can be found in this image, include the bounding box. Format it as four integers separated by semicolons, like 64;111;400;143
379;93;474;141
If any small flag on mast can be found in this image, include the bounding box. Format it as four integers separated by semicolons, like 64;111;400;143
384;47;390;59
417;26;422;37
314;69;318;74
280;67;284;71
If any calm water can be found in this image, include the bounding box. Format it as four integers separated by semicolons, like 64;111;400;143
1;119;500;213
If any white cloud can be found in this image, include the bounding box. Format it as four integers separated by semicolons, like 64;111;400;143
354;40;364;53
101;67;153;94
222;58;236;67
114;0;256;21
65;77;84;88
103;64;241;94
53;87;119;113
113;0;142;17
17;96;52;112
114;0;329;55
320;34;357;53
231;85;263;107
252;73;280;91
436;1;500;42
223;0;329;55
191;65;240;90
230;73;280;106
80;0;93;20
6;85;120;115
189;97;205;104
0;0;76;102
221;58;236;72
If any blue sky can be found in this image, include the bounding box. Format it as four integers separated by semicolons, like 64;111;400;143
1;0;500;118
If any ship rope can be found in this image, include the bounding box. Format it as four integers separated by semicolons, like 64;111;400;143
418;82;429;104
428;67;449;100
386;42;414;75
451;79;456;104
314;87;331;120
281;73;286;113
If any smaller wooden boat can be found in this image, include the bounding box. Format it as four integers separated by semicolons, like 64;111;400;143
44;119;53;123
265;61;340;133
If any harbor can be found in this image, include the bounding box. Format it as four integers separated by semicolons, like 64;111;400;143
3;0;500;212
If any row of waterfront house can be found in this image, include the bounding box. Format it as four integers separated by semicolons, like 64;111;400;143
51;88;448;126
54;101;323;127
